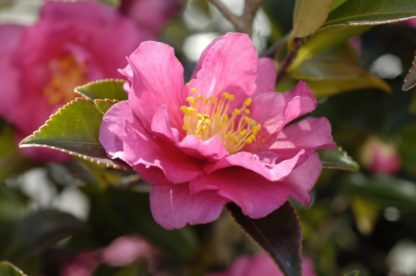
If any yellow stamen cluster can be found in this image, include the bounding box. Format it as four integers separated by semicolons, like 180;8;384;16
180;89;262;153
44;55;87;106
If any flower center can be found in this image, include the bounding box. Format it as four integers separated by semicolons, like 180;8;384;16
44;55;87;106
180;88;262;153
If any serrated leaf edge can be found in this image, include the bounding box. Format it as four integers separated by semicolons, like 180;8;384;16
74;78;126;99
19;98;123;170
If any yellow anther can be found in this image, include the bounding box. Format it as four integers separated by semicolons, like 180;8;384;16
232;109;241;116
190;87;198;93
180;91;262;153
222;92;235;101
244;98;252;106
186;96;196;104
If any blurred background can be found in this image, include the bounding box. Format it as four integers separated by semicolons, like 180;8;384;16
0;0;416;275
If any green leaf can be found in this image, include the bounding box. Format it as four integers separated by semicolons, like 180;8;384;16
290;25;369;70
306;75;391;98
0;262;27;276
228;203;302;276
289;43;366;80
341;174;416;210
0;210;86;260
19;98;122;169
75;79;127;101
350;196;380;235
291;0;332;38
319;146;360;172
324;0;416;28
402;51;416;91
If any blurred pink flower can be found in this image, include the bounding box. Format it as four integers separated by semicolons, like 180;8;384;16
405;18;416;28
100;32;334;229
360;136;401;174
0;1;144;162
61;235;155;276
120;0;180;36
209;253;316;276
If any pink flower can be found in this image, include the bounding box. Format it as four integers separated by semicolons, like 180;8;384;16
360;136;401;174
0;1;145;162
61;235;156;276
100;32;334;229
209;253;316;276
120;0;180;37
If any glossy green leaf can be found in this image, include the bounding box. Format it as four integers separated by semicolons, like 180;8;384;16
86;187;199;260
307;75;391;98
324;0;416;28
290;43;366;80
290;26;369;69
319;146;360;172
0;210;86;260
19;98;122;169
341;174;416;209
291;0;332;38
0;262;27;276
402;51;416;91
75;79;127;101
228;203;302;276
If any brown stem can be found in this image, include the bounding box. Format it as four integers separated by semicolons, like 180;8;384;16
275;38;302;86
208;0;263;35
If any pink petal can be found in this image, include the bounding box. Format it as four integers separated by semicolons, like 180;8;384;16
179;135;229;160
99;101;131;160
250;81;317;135
206;150;306;182
256;58;277;93
272;117;335;151
151;105;181;143
280;153;321;206
190;32;258;98
0;24;25;120
127;41;186;128
123;120;202;184
190;169;293;218
150;184;228;229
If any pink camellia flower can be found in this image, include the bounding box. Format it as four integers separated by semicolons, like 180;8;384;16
100;32;334;229
360;136;401;174
0;1;145;162
120;0;180;37
209;253;316;276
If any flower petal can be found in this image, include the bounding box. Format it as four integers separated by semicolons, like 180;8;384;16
190;32;258;98
0;24;25;120
190;169;292;218
206;150;305;182
99;101;131;160
280;153;321;206
150;184;228;229
256;58;277;93
250;81;317;135
272;117;335;152
179;135;228;161
123;120;202;184
127;41;186;127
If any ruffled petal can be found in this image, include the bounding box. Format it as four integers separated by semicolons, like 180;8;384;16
127;41;185;127
189;32;258;98
206;150;306;182
99;101;131;160
272;117;335;151
179;135;228;161
256;58;277;94
150;184;228;229
190;169;292;218
250;81;317;135
279;153;321;206
123;120;202;184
